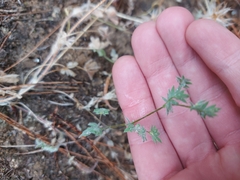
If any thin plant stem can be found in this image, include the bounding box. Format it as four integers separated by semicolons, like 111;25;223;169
109;103;191;129
132;105;165;124
109;105;165;129
103;55;114;63
177;104;191;109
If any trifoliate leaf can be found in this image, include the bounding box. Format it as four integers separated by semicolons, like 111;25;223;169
190;100;220;118
80;122;103;137
149;126;161;143
93;108;110;116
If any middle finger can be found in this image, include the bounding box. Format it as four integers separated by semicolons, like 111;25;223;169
131;8;216;167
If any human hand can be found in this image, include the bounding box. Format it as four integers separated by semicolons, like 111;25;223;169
112;7;240;180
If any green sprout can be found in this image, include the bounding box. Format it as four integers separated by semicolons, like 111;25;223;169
81;76;220;143
122;76;220;143
80;122;104;137
95;49;114;63
93;108;110;116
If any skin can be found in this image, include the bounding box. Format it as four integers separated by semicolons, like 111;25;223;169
112;7;240;180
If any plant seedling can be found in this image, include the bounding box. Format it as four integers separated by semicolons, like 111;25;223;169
81;76;220;143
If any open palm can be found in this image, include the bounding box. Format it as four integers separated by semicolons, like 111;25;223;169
113;7;240;180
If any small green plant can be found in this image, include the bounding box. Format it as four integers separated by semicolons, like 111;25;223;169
93;107;110;116
88;36;116;63
95;49;115;63
35;139;59;153
80;76;220;143
80;122;104;137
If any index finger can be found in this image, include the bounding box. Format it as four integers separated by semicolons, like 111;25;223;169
113;54;182;180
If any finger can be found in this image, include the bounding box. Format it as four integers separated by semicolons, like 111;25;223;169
186;19;240;147
187;19;240;107
132;9;215;168
112;56;182;179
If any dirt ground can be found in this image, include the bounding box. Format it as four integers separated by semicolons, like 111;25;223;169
0;0;239;180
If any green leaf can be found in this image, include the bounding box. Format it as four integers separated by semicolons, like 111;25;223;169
124;123;147;142
80;122;103;137
93;108;110;116
167;86;189;102
168;86;176;99
96;49;106;57
149;126;161;143
163;82;189;114
35;139;59;153
190;100;220;118
177;76;192;89
124;123;135;133
175;88;189;103
134;124;147;142
163;97;178;114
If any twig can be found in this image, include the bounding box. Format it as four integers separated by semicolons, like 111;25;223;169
0;112;49;141
103;74;117;110
61;128;93;158
0;24;17;49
